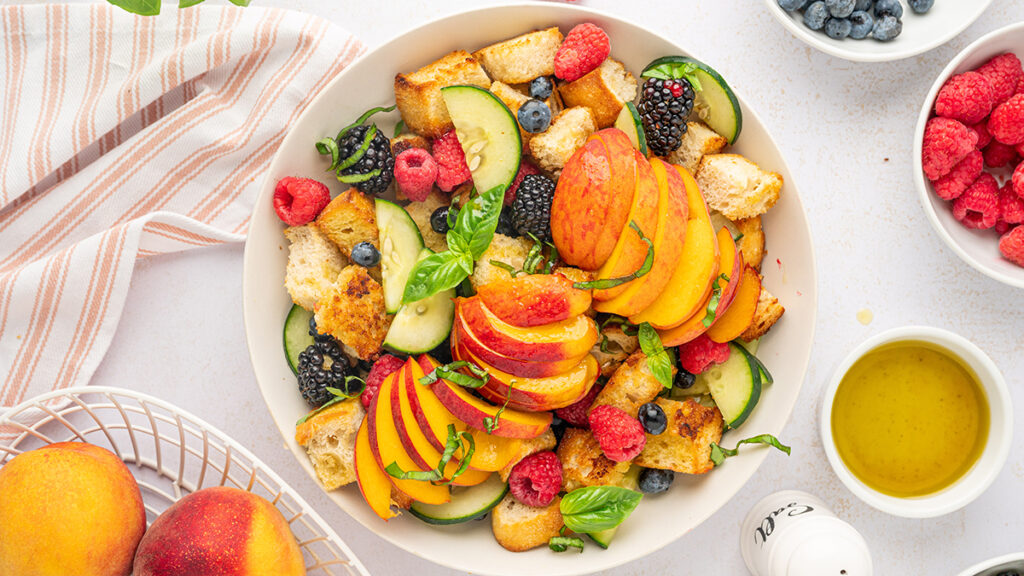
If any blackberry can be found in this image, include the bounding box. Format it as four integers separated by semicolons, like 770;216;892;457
510;174;555;241
296;340;356;407
308;316;334;344
637;77;694;157
335;124;395;195
496;207;518;237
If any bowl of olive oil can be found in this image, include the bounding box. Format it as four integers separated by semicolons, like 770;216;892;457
821;326;1013;518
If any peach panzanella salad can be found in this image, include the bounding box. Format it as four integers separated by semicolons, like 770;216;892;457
274;23;790;553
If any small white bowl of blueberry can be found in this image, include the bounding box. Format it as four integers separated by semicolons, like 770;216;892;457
765;0;994;62
956;553;1024;576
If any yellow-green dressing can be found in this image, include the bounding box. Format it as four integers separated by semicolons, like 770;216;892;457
831;341;989;498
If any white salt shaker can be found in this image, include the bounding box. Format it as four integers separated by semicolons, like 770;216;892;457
741;490;873;576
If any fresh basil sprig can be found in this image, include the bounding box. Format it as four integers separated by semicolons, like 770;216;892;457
710;434;791;467
641;62;703;92
637;322;673;389
106;0;249;16
560;486;643;534
295;376;366;426
573;221;653;290
702;273;731;328
549;536;585;553
402;184;505;304
419;361;490;389
385;424;476;484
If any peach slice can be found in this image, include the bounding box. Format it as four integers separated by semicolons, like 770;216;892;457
551;129;637;270
657;294;713;347
452;312;587;378
457;296;599;363
705;228;744;324
430;376;553;439
592;151;661;301
706;265;762;343
629;164;720;329
354;419;398;521
593;157;688;317
475;274;592;328
457;345;600;412
367;366;450;505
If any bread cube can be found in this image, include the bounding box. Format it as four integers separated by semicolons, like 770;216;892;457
735;215;765;270
316;188;379;258
470;233;534;288
403;189;450;253
394;50;491;138
283;224;346;311
314;266;387;360
741;283;785;341
528;106;597;174
667;121;728;174
558;58;637;128
294;399;365;490
472;27;563;84
634;397;723;474
491;493;563;552
694;154;783;220
591;350;669;419
558;428;630;492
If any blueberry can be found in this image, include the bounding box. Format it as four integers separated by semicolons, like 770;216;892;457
638;468;674;494
872;14;902;40
849;10;874;38
517;99;552;133
777;0;808;11
430;205;456;234
825;17;852;39
637;402;667;435
995;572;1020;576
529;76;554;100
873;0;902;18
351;241;380;267
854;0;872;10
674;368;696;389
803;2;830;30
907;0;933;13
825;0;855;18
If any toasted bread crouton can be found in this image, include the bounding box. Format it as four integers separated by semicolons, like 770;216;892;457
741;283;784;341
695;154;783;220
403;190;450;253
559;58;637;128
295;399;364;490
315;266;387;360
470;234;534;288
390;132;431;157
394;50;491;139
316;189;379;258
668;121;728;174
283;224;346;311
591;325;640;377
558;428;631;492
529;106;597;175
735;216;765;270
499;430;557;482
473;27;563;84
635;397;723;474
491;493;563;552
592;350;671;418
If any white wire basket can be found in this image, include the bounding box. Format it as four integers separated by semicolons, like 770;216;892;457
0;386;370;576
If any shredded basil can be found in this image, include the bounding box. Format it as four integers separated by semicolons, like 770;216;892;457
549;536;585;553
385;424;476;484
489;260;520;278
295;376;366;426
702;273;731;328
419;361;489;389
710;434;791;467
483;382;513;434
573;221;653;290
394;120;405;138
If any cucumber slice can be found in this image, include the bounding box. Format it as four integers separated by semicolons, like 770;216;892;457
703;342;761;428
642;56;742;144
441;85;522;193
409;474;508;525
734;339;771;384
614;102;648;156
587;466;641;549
376;199;425;313
283;304;314;374
383;248;456;355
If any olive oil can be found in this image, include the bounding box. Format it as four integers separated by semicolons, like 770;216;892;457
831;341;989;498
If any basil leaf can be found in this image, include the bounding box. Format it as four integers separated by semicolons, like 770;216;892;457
710;434;791;467
107;0;161;15
447;230;471;258
419;361;489;389
573;221;653;290
402;251;472;304
394;120;405;138
641;62;703;92
560;486;643;534
179;0;205;7
385;424;476;484
637;323;673;389
549;536;585;553
702;273;730;328
453;185;506;259
227;0;251;5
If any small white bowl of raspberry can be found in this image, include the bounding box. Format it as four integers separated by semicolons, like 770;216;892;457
915;21;1024;289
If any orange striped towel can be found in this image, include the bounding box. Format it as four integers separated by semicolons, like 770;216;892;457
0;5;363;418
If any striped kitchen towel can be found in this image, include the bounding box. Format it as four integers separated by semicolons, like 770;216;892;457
0;4;363;431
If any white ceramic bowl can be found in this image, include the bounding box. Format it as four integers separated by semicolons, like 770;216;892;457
764;0;993;63
956;552;1024;576
242;4;818;575
914;22;1024;289
820;326;1012;518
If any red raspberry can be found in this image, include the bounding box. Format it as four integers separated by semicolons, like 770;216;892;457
996;221;1014;236
554;23;610;82
932;149;982;201
952;173;1000;230
432;129;472;192
999;183;1024;224
394;148;438;202
983;140;1019;168
935;72;995;124
360;354;405;408
508;451;562;507
988;94;1024;145
1014;161;1024;199
999;226;1024;267
969;120;993;149
588;405;646;462
677;334;731;374
273;177;331;226
1015;142;1024;157
555;383;602;428
975;53;1023;104
922;117;978;180
504;161;541;206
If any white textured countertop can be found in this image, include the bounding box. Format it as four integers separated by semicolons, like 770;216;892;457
73;0;1024;574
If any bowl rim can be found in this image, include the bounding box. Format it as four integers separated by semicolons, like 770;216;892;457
242;3;819;573
819;325;1013;518
955;552;1024;576
762;0;995;63
913;21;1024;289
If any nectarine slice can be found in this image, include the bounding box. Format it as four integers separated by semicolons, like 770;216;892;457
706;265;762;343
475;273;592;328
354;420;398;521
705;228;744;324
458;346;600;412
457;297;598;363
453;313;587;378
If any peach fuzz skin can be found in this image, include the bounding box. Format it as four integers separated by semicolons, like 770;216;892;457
455;296;598;363
475;273;591;328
